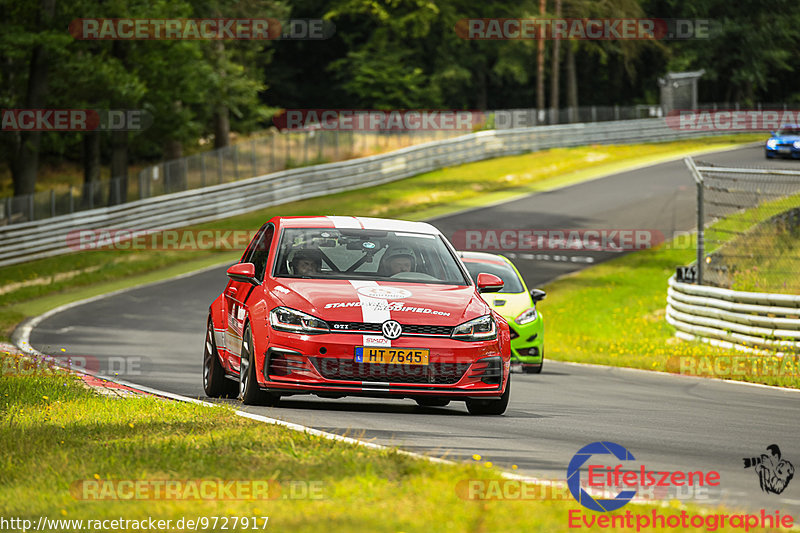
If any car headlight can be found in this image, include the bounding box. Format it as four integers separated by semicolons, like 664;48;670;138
269;307;330;334
767;139;778;149
451;314;496;341
793;141;800;149
515;307;538;325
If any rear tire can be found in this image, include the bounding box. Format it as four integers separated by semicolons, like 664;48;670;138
465;376;510;415
203;318;238;398
239;323;279;406
415;398;450;408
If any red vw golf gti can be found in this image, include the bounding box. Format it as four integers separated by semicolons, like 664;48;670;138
203;216;512;415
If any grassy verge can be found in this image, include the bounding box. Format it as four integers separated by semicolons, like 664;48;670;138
0;134;762;342
0;351;766;532
705;190;800;293
542;232;800;387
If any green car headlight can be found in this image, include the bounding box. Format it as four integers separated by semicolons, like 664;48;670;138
515;307;538;325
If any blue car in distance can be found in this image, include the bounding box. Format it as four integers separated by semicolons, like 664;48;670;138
765;124;800;159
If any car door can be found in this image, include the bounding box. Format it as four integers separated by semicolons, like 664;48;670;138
223;224;274;372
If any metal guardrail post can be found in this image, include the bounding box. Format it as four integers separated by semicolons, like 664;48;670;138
685;156;704;285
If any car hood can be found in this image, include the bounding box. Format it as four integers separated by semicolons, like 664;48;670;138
479;291;532;322
268;279;490;325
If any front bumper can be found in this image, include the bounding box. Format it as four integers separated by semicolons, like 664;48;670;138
508;318;544;366
765;144;800;158
256;331;510;399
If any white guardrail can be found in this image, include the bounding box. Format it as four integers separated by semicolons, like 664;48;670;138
1;118;725;267
666;276;800;352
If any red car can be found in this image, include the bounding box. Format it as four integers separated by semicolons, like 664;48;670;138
203;216;512;415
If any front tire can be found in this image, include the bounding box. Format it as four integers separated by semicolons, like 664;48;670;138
239;323;279;406
203;318;237;398
465;376;510;415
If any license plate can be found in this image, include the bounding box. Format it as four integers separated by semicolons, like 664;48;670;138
779;147;791;153
354;347;429;365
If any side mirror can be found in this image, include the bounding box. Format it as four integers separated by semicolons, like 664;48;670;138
227;263;258;285
530;289;546;302
477;272;504;293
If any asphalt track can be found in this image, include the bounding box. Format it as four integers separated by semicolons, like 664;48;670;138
29;144;800;515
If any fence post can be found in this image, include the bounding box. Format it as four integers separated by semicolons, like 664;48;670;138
50;189;55;217
685;157;704;285
251;138;257;177
334;130;339;160
183;157;189;191
89;181;94;209
115;178;121;205
6;196;11;223
270;133;276;171
233;145;239;180
591;106;597;122
69;186;74;213
201;152;207;187
217;150;224;184
29;194;34;221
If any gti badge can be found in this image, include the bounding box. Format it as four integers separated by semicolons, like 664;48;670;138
381;320;402;340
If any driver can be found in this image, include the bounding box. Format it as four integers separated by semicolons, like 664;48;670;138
383;247;415;275
291;248;322;276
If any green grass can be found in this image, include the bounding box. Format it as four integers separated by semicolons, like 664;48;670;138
0;134;762;343
705;191;800;293
542;232;800;387
0;351;770;532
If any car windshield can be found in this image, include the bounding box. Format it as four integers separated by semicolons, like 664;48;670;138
462;260;524;293
274;227;469;285
778;127;800;136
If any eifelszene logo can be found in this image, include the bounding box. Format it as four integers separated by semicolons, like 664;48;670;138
567;441;721;512
743;445;794;495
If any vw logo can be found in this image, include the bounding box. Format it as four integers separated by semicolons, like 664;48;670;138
381;320;402;340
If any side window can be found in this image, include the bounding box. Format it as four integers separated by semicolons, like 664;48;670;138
246;224;274;282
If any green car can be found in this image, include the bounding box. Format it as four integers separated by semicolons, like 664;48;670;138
459;251;545;374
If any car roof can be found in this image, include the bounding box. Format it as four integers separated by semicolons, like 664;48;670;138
273;216;441;234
